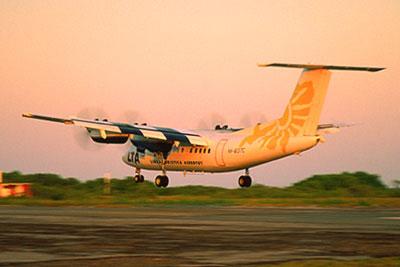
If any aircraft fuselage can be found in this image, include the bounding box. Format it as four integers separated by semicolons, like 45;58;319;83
122;131;320;173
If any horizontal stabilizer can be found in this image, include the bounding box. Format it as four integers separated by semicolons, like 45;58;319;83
316;123;357;135
257;63;385;72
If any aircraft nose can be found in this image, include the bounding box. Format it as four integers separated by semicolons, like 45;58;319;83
122;150;129;165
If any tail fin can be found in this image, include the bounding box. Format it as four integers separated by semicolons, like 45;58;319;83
280;68;331;136
237;63;384;151
258;63;384;137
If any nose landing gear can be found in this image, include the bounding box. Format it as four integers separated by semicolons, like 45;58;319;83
134;168;144;183
134;175;144;183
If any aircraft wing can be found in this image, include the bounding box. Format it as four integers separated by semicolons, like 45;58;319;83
22;113;208;146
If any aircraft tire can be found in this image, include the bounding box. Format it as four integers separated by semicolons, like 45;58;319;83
238;176;246;187
155;175;169;188
162;176;169;187
245;176;252;187
139;175;145;183
238;176;252;188
134;175;141;183
155;176;163;187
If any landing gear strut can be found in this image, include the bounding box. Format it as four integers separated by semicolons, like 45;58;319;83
238;168;252;188
134;168;144;183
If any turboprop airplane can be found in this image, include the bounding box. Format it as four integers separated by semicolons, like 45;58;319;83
23;63;384;188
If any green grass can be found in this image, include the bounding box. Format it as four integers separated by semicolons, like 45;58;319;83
1;171;400;207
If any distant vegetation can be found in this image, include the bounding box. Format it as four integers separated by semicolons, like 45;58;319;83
1;171;400;207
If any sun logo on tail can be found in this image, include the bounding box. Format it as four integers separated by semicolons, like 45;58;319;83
239;81;314;152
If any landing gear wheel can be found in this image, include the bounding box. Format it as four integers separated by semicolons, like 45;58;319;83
238;175;252;188
134;175;140;183
155;175;169;188
135;175;145;183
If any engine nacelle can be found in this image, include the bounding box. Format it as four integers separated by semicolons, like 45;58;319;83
88;130;129;144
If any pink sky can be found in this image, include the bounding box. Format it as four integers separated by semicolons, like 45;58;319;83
1;0;399;187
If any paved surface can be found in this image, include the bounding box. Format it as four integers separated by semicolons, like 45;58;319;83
0;206;399;266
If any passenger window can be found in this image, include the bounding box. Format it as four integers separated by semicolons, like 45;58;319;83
199;148;202;153
190;148;193;153
195;148;198;153
204;149;207;153
208;148;211;153
181;148;184;153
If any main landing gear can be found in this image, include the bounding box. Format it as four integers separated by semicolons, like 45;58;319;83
154;152;169;188
238;168;252;188
155;175;169;188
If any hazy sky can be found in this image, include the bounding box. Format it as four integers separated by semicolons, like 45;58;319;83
1;0;399;187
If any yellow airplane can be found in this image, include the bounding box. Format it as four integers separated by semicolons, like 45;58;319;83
23;63;384;187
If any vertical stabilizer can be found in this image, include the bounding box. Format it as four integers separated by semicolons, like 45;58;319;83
237;63;384;152
282;68;331;136
237;68;332;152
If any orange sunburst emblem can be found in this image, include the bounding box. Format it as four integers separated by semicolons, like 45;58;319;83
239;81;314;152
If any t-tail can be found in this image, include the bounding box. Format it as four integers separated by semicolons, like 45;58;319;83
236;63;384;150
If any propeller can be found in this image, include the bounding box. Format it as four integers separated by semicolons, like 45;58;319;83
72;107;109;151
73;128;104;151
117;110;147;151
197;112;227;130
76;107;108;121
119;110;146;125
70;107;147;151
238;112;268;128
197;111;268;130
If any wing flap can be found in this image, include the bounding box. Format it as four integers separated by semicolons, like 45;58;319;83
185;135;208;146
139;129;168;140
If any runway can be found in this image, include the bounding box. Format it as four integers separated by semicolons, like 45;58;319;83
0;206;399;266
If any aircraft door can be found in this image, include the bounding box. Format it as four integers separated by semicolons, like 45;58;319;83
215;139;228;166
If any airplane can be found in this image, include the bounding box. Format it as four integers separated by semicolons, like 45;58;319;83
23;63;384;188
